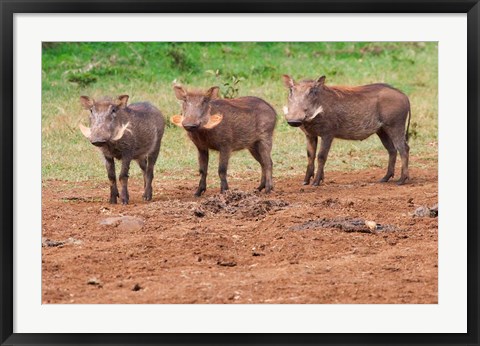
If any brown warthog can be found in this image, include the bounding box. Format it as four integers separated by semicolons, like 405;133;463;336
282;75;411;185
171;85;277;196
79;95;165;204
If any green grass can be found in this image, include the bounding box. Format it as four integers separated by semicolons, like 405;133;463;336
42;42;438;183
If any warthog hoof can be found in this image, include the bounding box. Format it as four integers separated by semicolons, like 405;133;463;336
379;173;394;183
194;187;206;197
120;192;129;205
109;190;119;204
396;177;409;185
312;179;323;187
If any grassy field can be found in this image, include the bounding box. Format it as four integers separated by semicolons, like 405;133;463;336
42;42;438;184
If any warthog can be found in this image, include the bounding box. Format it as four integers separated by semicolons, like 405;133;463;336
282;75;411;185
79;95;165;204
171;85;277;196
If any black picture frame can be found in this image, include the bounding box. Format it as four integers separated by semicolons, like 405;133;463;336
1;1;478;345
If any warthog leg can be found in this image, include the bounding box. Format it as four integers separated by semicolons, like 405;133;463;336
312;136;333;186
248;144;265;191
138;158;147;189
218;149;231;193
105;156;119;204
249;140;273;193
195;149;209;197
377;129;397;182
119;156;132;204
145;152;157;201
257;140;273;193
397;141;410;185
137;154;156;201
387;129;410;185
304;135;318;185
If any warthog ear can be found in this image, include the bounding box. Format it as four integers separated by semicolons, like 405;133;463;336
170;115;184;127
282;75;294;88
203;114;223;129
316;76;326;86
116;95;129;108
205;86;220;100
173;86;187;101
80;96;94;110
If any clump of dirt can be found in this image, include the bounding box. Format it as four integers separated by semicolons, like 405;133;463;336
99;216;144;232
132;283;142;291
320;197;355;209
195;190;289;218
290;217;400;233
413;204;438;218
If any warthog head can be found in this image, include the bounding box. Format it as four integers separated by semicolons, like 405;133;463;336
171;85;223;131
282;75;326;127
79;95;131;146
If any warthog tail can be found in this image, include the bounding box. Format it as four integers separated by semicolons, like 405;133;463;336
405;100;411;142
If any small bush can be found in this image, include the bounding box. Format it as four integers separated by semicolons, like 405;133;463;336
166;45;196;72
66;72;97;87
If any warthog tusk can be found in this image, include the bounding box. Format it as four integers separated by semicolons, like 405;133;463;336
170;115;184;127
307;105;324;122
170;113;223;130
203;114;223;129
282;106;289;115
79;124;91;139
112;122;131;141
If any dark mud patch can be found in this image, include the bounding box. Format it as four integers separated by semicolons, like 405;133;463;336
318;197;355;209
290;217;400;233
60;196;103;203
194;190;289;218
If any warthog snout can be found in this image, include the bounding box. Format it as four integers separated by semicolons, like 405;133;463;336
90;138;107;147
183;123;200;131
287;120;303;127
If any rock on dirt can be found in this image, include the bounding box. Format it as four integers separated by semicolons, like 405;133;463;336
195;190;289;218
193;209;205;217
42;239;65;247
42;237;83;247
87;277;102;287
217;260;237;267
290;217;399;233
413;204;438;218
100;216;144;232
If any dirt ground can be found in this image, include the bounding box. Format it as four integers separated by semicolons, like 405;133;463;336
42;164;438;304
